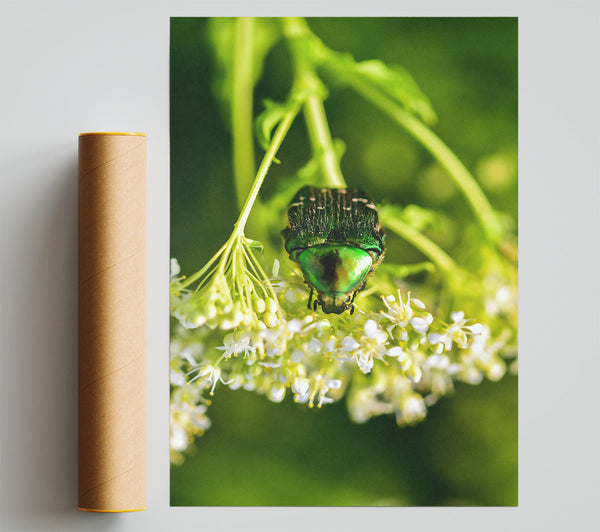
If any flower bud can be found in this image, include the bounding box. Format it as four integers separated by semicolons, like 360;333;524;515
266;297;278;313
268;383;286;403
254;297;266;314
292;377;310;395
263;312;278;328
408;365;422;383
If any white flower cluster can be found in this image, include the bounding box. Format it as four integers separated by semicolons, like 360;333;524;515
170;239;282;333
169;258;513;462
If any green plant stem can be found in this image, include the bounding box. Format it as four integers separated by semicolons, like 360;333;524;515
348;78;500;243
379;208;458;276
179;241;228;290
303;95;346;188
232;17;256;210
293;21;497;239
234;103;301;236
284;17;346;188
180;102;301;291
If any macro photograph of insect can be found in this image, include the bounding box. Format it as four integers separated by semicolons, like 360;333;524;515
170;17;518;506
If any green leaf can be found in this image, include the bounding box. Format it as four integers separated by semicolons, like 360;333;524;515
401;204;442;232
380;203;442;233
353;60;437;125
255;99;295;152
244;237;264;253
310;40;437;125
254;86;313;156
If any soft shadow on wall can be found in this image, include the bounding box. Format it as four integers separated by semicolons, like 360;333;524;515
0;143;117;529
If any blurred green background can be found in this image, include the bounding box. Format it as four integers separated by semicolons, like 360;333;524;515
170;17;517;506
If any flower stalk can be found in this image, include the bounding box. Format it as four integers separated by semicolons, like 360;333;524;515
172;96;301;334
284;17;346;189
232;17;257;210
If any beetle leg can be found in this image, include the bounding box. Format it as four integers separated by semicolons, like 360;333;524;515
350;290;358;305
350;304;355;316
313;299;318;312
307;287;314;310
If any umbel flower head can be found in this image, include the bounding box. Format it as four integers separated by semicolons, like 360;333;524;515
169;250;513;463
171;234;282;332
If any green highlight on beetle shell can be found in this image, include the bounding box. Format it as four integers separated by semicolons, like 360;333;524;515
282;186;385;314
298;246;373;314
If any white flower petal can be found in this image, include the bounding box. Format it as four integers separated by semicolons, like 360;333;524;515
401;394;426;423
428;332;447;345
291;350;304;363
268;383;286;403
308;338;323;353
341;336;360;352
411;297;426;309
451;311;465;323
291;377;310;395
287;319;302;334
259;361;282;368
386;346;403;358
408;365;422;383
170;427;188;451
496;286;511;305
327;379;342;390
487;361;506;381
410;317;429;334
318;394;334;406
466;323;487;336
315;320;330;331
356;353;374;374
228;376;243;390
425;354;449;369
462;368;484;385
447;363;463;375
324;339;337;352
294;392;310;403
364;319;379;337
170;258;181;277
192;416;211;431
170;370;185;387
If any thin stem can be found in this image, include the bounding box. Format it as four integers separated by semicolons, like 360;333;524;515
181;101;300;292
234;103;301;235
303;95;346;188
241;243;282;316
232;17;256;210
284;17;346;188
348;78;501;242
179;241;228;290
379;208;458;276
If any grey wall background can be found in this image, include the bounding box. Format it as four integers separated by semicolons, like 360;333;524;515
0;1;598;531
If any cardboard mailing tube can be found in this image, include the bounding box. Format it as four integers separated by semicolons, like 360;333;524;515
78;132;146;512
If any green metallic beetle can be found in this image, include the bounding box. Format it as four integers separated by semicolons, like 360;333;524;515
282;186;385;315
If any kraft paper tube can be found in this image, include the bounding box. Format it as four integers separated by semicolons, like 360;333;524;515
78;132;146;512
